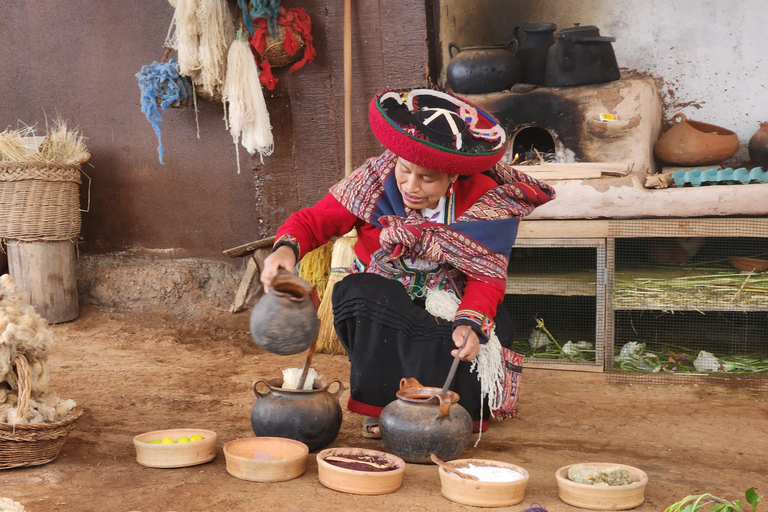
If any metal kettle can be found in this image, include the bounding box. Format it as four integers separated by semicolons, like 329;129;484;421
544;24;620;87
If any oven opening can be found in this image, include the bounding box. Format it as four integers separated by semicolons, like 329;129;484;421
512;127;556;163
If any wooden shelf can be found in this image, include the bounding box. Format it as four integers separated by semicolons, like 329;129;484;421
506;271;597;296
613;267;768;312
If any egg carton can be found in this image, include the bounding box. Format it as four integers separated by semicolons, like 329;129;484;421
671;167;768;187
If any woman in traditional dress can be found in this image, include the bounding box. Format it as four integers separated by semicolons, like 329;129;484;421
260;88;555;437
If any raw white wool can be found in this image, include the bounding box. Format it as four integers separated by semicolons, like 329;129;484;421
282;368;320;390
0;275;77;424
460;464;526;482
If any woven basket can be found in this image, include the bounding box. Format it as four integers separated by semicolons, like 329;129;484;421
261;25;305;68
0;354;83;470
0;162;82;241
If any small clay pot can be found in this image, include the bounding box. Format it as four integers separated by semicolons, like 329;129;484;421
748;122;768;168
653;113;739;166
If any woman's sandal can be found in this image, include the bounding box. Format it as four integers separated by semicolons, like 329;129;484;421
362;417;382;439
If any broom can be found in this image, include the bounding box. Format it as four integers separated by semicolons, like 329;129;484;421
315;231;357;355
313;0;355;356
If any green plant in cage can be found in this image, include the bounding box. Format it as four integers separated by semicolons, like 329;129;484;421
612;340;768;374
664;487;760;512
517;317;596;361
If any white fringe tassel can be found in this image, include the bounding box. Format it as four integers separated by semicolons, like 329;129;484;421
224;36;274;167
425;289;506;447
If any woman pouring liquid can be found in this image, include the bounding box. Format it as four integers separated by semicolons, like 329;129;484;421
260;88;555;438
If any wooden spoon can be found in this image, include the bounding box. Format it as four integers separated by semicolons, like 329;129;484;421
325;455;391;470
430;453;478;481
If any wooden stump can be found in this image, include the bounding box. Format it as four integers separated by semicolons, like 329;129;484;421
7;240;79;323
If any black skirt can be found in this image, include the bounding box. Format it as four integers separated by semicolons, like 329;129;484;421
332;273;514;421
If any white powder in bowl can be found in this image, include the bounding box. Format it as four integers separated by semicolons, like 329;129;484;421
459;464;525;482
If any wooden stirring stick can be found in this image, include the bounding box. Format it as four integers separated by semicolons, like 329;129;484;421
431;453;478;480
440;328;471;397
296;288;321;390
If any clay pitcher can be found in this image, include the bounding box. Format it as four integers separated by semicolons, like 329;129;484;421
249;271;318;355
748;122;768;168
513;22;557;85
379;377;472;464
250;377;344;452
653;113;740;166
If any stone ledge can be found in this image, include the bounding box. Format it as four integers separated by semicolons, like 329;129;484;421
76;253;243;318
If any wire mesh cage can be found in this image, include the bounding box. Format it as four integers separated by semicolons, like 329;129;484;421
606;219;768;390
504;239;605;370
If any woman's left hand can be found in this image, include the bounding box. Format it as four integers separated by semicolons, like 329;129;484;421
451;325;480;362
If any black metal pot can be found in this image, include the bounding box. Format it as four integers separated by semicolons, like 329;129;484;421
544;24;620;87
445;38;522;94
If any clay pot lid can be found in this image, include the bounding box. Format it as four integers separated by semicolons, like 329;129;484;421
522;22;557;32
559;24;601;36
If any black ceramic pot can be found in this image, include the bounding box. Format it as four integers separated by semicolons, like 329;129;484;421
379;378;472;464
445;39;522;94
513;22;557;85
250;378;344;452
748;122;768;168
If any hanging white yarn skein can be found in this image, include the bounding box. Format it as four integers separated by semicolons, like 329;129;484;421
169;0;201;78
195;0;235;98
224;31;274;170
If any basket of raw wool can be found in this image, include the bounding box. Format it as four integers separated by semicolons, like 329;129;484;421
0;120;89;242
0;274;82;469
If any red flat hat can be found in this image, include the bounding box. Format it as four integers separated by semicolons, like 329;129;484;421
369;88;507;175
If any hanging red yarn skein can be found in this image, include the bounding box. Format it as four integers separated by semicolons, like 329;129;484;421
249;7;316;90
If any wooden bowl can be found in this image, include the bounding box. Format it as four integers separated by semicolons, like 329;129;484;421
133;428;216;468
438;458;529;507
556;462;648;510
316;447;406;495
223;437;308;482
728;256;768;272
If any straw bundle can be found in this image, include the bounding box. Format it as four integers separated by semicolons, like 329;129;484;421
0;119;89;165
315;232;357;355
298;241;334;302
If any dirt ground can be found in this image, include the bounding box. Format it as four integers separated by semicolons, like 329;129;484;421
1;304;766;512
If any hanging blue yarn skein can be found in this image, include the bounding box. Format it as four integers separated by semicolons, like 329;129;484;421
135;59;192;164
522;503;549;512
237;0;255;35
248;0;282;38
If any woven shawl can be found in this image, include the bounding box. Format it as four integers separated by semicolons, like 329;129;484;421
330;151;555;284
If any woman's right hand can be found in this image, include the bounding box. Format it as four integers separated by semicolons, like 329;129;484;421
260;245;297;293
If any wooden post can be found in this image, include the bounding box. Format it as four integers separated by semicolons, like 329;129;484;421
7;240;79;323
